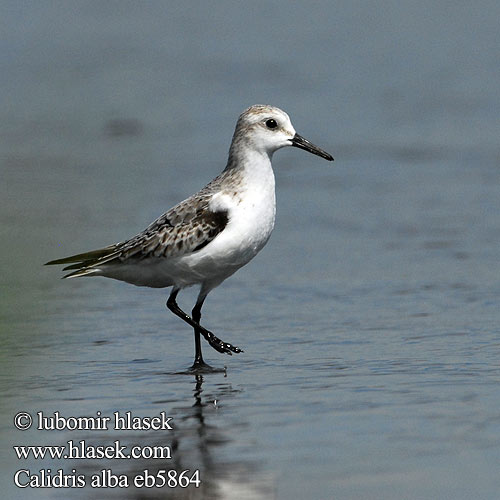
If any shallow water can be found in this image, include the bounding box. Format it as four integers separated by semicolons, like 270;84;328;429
2;2;500;499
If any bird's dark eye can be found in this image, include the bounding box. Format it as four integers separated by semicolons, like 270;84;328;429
265;119;278;129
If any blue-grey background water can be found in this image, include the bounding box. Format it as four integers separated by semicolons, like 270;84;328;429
1;1;500;499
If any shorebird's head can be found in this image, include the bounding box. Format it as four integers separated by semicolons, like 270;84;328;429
233;104;333;161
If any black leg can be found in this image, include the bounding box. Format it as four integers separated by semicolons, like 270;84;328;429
191;295;208;369
166;288;243;357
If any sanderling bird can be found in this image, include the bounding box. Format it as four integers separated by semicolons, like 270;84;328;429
46;104;333;371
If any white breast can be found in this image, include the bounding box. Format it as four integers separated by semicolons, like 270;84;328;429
180;158;277;286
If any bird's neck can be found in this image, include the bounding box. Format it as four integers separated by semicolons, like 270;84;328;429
225;149;274;194
225;141;273;175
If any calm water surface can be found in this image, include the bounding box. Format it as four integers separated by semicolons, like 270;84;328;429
2;2;500;499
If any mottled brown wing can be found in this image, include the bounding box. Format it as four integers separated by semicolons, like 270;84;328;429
116;194;229;261
46;192;229;278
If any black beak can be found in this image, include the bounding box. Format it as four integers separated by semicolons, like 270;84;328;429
291;133;333;161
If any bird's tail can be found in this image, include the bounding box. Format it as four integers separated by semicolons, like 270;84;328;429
45;245;120;278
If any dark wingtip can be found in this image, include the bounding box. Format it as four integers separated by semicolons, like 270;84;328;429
45;256;78;266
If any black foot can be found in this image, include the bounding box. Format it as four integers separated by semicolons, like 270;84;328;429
173;361;226;375
201;329;243;355
188;360;227;374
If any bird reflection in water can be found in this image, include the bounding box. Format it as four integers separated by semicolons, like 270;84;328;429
74;374;273;499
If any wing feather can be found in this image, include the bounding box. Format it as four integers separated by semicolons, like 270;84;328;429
45;191;229;278
45;246;117;266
